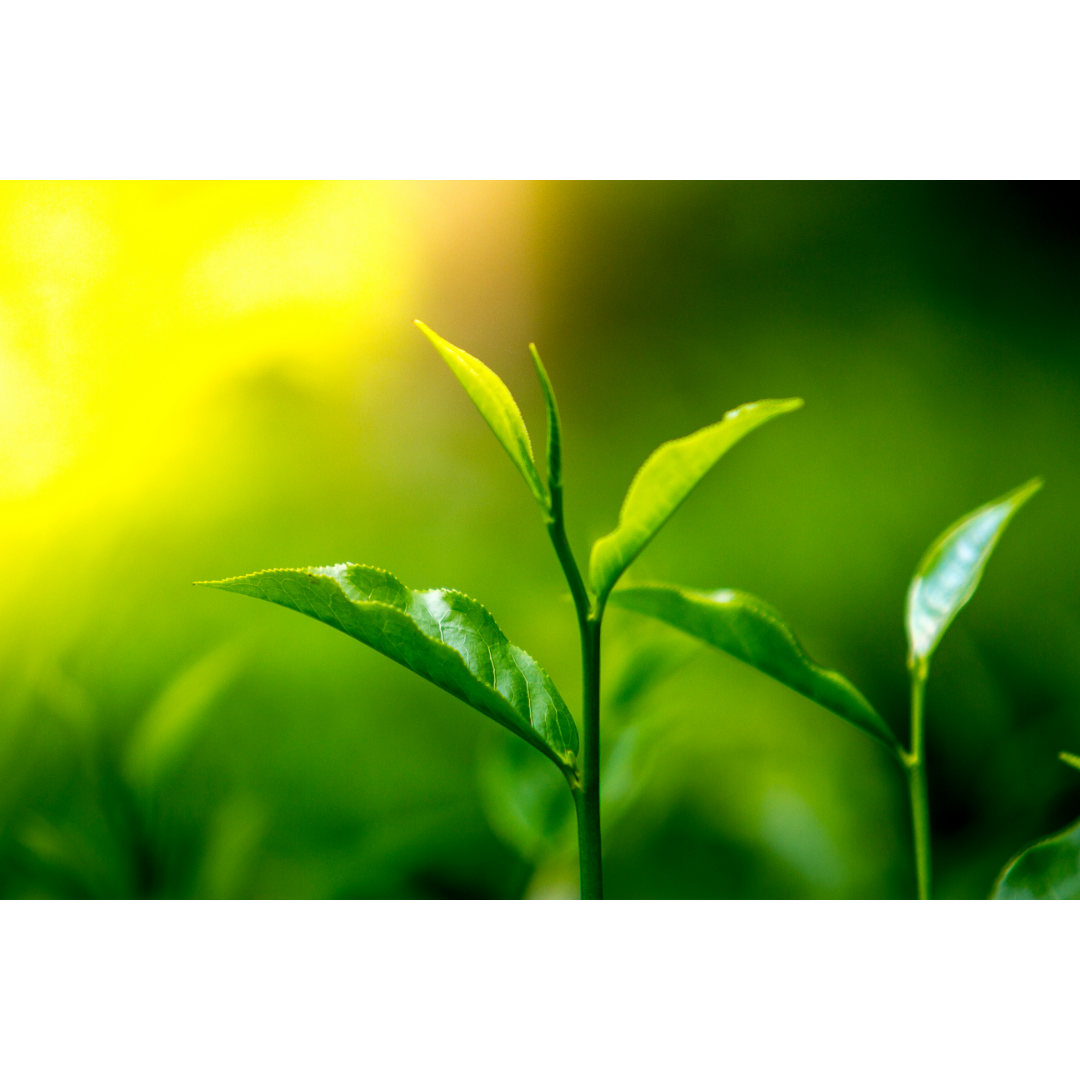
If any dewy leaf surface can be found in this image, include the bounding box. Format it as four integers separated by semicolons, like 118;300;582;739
589;399;803;605
906;478;1042;670
991;816;1080;899
610;583;899;753
200;564;578;772
416;321;546;506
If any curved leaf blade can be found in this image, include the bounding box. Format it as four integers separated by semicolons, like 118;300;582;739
991;816;1080;899
415;321;546;506
906;478;1042;671
199;564;578;772
589;399;803;605
529;343;561;492
610;582;900;753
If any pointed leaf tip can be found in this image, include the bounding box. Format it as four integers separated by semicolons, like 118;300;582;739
589;398;803;604
205;563;578;773
906;477;1042;670
415;321;546;506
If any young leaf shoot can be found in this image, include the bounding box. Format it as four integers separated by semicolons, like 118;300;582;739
415;321;547;508
210;327;805;899
905;477;1043;678
589;400;803;608
903;478;1042;899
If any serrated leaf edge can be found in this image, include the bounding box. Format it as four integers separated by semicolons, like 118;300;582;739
197;564;578;773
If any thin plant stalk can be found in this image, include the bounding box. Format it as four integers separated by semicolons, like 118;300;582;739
532;342;604;899
577;613;603;898
903;663;932;900
545;464;603;898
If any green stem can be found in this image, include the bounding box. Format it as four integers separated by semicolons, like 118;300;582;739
546;486;603;899
905;668;931;900
546;487;591;625
577;614;603;899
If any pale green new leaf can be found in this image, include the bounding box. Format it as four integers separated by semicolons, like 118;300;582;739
589;399;803;605
416;321;546;506
992;817;1080;899
906;478;1042;671
199;564;577;773
610;583;899;753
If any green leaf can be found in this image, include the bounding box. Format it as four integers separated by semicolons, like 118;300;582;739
906;478;1042;672
609;583;900;753
529;343;561;492
589;399;803;605
123;639;247;793
1060;751;1080;773
415;321;546;507
199;563;578;773
991;816;1080;899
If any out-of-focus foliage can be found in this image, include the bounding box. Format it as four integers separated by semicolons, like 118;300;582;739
993;820;1080;898
992;752;1080;899
0;181;1077;897
992;819;1080;900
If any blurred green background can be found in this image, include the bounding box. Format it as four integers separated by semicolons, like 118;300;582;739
0;181;1077;899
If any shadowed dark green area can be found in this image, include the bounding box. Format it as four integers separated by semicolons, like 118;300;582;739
2;181;1078;898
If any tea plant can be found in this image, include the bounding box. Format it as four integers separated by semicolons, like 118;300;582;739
618;479;1042;898
201;323;805;899
201;322;1044;899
